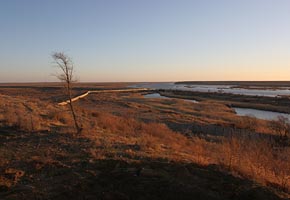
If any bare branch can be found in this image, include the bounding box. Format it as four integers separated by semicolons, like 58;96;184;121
51;52;82;134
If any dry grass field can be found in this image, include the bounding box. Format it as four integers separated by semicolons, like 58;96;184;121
0;83;289;199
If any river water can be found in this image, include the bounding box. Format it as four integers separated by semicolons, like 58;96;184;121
132;82;290;97
233;107;290;121
144;93;198;103
142;92;289;121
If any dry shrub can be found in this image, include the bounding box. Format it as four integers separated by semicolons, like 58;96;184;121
57;112;72;125
2;108;43;132
17;114;36;132
181;133;290;192
137;134;160;150
93;112;138;136
234;115;258;131
2;108;18;127
0;94;61;132
47;110;71;124
268;116;290;139
90;111;190;152
190;137;212;165
90;111;290;191
213;135;290;191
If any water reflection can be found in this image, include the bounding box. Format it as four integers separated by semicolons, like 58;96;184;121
233;107;290;120
132;82;290;97
143;93;198;103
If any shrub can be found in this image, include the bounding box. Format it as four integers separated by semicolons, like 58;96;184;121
269;116;290;138
235;115;258;131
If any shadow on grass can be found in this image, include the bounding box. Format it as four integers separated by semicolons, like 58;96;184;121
0;128;286;200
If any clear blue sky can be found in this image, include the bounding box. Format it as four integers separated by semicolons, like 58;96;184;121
1;0;290;82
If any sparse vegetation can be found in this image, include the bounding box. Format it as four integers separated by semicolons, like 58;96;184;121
269;116;290;140
89;110;290;192
159;89;290;114
0;84;289;199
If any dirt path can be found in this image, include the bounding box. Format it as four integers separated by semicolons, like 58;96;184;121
58;88;149;106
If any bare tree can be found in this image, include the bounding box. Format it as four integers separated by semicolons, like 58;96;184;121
52;52;82;134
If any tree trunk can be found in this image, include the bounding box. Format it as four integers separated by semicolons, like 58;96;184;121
67;83;81;134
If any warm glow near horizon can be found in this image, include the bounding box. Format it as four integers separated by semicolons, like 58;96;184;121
1;0;290;82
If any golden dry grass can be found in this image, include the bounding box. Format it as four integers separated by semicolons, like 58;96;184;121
0;93;289;197
86;110;290;192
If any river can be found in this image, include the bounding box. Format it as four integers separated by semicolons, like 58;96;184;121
132;82;290;97
143;92;289;121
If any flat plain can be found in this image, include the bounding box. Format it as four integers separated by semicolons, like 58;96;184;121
0;82;289;200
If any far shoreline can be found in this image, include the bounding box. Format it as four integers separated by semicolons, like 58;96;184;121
175;81;290;87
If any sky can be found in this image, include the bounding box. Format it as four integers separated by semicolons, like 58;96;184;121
1;0;290;82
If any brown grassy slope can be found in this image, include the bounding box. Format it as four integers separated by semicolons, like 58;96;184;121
0;94;289;199
1;128;285;200
79;92;290;193
84;92;275;136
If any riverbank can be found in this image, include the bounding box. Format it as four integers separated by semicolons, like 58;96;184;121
158;89;290;114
